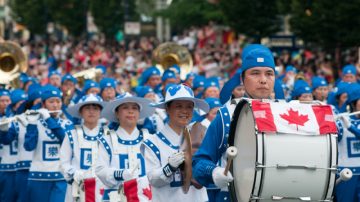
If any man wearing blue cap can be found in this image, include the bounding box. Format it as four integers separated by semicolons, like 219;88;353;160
48;71;62;88
24;85;74;202
193;44;276;202
291;80;313;101
141;66;162;89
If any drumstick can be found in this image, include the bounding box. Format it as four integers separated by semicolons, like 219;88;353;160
224;146;238;176
336;168;353;185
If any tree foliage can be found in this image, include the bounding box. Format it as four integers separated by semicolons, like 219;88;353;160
289;0;360;49
218;0;281;40
160;0;224;32
90;0;138;39
9;0;49;35
45;0;87;37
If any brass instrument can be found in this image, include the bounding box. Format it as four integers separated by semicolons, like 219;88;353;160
73;67;103;88
0;41;28;88
153;42;193;80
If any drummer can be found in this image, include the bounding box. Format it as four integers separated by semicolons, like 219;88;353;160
192;44;276;195
141;84;209;202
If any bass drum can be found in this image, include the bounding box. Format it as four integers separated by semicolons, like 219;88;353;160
228;99;337;202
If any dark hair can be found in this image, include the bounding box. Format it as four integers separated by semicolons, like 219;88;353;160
115;102;140;112
80;104;103;112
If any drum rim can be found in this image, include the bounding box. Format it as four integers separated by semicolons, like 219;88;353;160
228;99;261;202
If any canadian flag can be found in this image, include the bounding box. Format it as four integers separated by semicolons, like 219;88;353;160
251;100;337;135
123;176;152;202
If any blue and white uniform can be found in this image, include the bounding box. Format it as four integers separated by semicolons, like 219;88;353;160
96;127;147;201
142;124;208;202
24;115;73;202
60;125;106;202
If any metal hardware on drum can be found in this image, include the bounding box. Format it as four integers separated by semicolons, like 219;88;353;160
255;163;337;171
336;168;353;185
250;195;333;202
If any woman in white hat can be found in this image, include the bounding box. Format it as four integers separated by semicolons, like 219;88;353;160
95;93;155;201
141;83;210;202
60;94;106;202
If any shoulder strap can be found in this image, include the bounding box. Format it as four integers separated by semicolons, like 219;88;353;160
143;139;161;162
98;136;112;163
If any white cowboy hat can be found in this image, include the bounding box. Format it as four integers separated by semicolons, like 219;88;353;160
101;92;155;123
151;84;209;113
67;94;105;118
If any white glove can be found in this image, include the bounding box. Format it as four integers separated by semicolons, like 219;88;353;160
73;170;85;183
212;167;233;188
16;114;28;126
37;108;51;120
26;113;40;125
340;116;351;129
168;151;185;169
114;169;134;181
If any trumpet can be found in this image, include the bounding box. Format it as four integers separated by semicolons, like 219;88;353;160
0;110;63;126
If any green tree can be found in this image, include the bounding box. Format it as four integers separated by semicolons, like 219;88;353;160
90;0;139;39
9;0;49;35
289;0;360;49
160;0;224;32
218;0;281;41
45;0;87;37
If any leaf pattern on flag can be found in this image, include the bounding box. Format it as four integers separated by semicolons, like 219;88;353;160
280;108;309;130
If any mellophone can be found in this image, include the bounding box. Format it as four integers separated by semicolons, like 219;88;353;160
225;98;349;202
0;109;62;126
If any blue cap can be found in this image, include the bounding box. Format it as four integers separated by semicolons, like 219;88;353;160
335;82;352;97
312;76;328;90
83;80;100;94
241;44;275;72
61;74;77;84
185;72;196;81
162;69;177;82
168;64;180;75
28;83;42;102
291;80;312;99
19;73;28;83
140;66;161;85
100;78;116;91
204;78;220;91
204;97;222;110
219;68;242;104
96;65;107;74
10;89;27;104
23;76;37;85
136;86;154;98
285;65;297;73
346;83;360;105
193;75;206;89
0;90;10;97
41;85;62;101
342;64;357;76
48;70;61;78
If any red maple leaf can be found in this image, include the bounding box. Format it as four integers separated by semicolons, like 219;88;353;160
142;186;152;200
280;108;309;130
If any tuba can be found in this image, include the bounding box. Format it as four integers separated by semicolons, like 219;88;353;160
0;41;28;88
153;42;193;80
72;67;103;88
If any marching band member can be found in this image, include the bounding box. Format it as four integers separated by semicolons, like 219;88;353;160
312;76;329;103
61;73;79;107
142;83;210;202
48;71;62;88
140;66;162;102
0;84;42;202
100;77;117;102
291;80;313;102
96;93;154;201
24;85;74;202
83;80;101;97
202;78;220;99
336;83;360;202
136;86;165;134
341;64;358;83
193;44;276;193
60;94;106;202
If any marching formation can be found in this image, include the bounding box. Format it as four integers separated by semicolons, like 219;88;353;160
0;40;360;202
